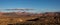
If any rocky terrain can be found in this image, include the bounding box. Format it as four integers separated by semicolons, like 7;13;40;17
0;12;60;25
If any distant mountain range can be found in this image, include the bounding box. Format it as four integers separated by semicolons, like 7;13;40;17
0;12;60;17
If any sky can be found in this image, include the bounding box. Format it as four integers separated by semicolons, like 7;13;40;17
0;0;60;13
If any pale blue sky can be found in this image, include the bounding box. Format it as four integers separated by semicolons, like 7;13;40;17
0;0;60;13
